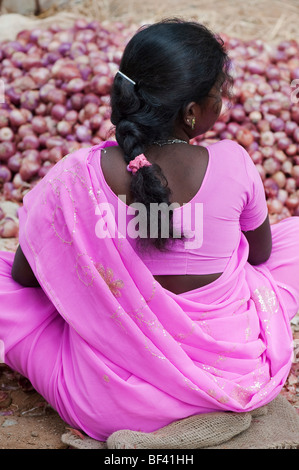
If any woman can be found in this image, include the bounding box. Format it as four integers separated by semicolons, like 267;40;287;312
0;19;298;442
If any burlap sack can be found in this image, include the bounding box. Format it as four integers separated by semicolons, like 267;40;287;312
207;394;299;449
106;411;252;449
61;395;299;449
106;396;299;449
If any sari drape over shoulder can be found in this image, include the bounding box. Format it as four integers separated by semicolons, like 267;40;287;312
2;142;295;440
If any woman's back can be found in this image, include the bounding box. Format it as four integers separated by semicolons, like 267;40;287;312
97;139;268;293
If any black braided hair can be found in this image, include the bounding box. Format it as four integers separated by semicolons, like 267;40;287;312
110;18;232;250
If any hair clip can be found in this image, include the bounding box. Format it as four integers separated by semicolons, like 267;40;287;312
117;70;136;86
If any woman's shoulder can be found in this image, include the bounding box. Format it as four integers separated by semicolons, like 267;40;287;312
208;138;244;153
207;139;249;167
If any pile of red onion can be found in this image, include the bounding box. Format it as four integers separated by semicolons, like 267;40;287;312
0;19;299;236
196;35;299;225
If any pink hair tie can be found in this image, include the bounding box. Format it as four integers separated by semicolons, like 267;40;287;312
126;154;152;174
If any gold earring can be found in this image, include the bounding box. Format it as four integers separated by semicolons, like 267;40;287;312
191;117;196;130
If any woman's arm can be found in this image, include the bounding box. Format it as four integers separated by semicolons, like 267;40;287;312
11;245;40;287
242;215;272;266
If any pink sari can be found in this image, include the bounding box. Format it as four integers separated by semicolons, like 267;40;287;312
0;142;296;440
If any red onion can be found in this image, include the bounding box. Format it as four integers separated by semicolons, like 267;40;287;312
255;164;266;181
38;161;54;177
45;136;64;149
260;131;275;146
272;171;286;188
285;194;299;210
57;120;72;136
268;102;281;116
267;198;283;215
0;142;16;161
47;88;66;105
285;177;297;193
263;157;280;175
0;113;9;128
264;178;279;198
19;151;41;181
277;188;288;204
66;78;86;93
65;110;78;123
277;136;292;150
285;121;298;136
76;125;92;142
0;217;18;238
0;127;14;142
293;128;299;143
69;93;84;110
7;152;22;172
291;108;299;124
22;134;40;150
227;122;240;136
12;172;27;189
0;165;12;183
281;160;293;175
261;146;274;158
236;128;254;147
20;90;40;110
246;59;267;75
31;116;47;134
29;67;51;86
274;149;287;163
270;117;285;132
230;106;246;123
51;104;66;120
9;109;26;127
49;147;64;163
249;111;262;123
84;102;99;119
89;114;102;131
90;75;112;95
285;143;297;156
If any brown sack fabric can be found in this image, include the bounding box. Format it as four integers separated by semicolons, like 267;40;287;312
106;412;253;449
61;394;299;450
206;395;299;449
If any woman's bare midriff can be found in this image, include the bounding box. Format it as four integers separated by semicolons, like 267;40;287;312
153;272;223;294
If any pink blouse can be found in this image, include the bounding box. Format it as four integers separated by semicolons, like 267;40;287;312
91;139;268;275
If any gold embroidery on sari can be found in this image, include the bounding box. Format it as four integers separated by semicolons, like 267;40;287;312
49;178;77;244
172;323;195;342
251;287;279;335
95;263;124;297
207;389;229;404
231;385;252;406
184;377;200;391
110;306;127;332
75;253;96;287
144;339;166;360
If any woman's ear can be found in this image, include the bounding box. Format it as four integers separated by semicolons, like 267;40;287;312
183;102;201;130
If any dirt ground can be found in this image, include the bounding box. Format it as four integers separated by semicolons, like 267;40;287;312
0;0;298;450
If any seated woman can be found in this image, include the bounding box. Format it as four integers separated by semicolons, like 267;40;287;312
0;19;298;442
